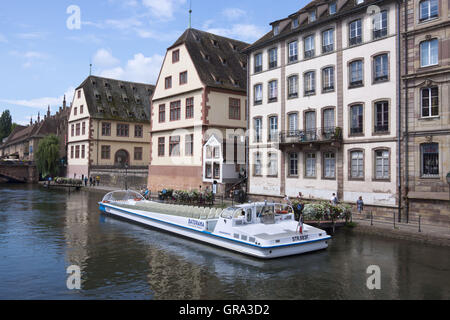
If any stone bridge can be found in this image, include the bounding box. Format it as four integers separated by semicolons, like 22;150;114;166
0;162;39;183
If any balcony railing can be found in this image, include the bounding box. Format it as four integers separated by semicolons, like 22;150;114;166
279;127;342;145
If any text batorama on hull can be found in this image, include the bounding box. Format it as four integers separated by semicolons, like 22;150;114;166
98;190;331;259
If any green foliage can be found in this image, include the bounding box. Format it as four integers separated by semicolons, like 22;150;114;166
292;200;353;221
0;110;12;141
36;135;60;177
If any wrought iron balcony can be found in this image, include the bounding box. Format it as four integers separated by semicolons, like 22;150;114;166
279;127;343;146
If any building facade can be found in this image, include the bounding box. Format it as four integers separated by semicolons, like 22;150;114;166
148;28;248;192
67;76;154;187
245;0;402;216
401;0;450;225
0;101;69;166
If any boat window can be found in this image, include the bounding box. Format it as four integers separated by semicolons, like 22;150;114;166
234;209;246;219
221;207;240;219
246;209;253;223
256;206;264;217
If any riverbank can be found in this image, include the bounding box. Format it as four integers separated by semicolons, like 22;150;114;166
349;215;450;247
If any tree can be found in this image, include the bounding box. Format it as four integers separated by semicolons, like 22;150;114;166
0;110;12;141
36;135;60;178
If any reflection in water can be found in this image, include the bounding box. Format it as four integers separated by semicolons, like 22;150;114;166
0;184;448;300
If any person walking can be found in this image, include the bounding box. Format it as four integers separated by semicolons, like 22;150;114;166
357;196;364;215
84;176;88;187
96;176;100;186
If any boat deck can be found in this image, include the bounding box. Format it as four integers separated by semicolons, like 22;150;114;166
112;201;224;220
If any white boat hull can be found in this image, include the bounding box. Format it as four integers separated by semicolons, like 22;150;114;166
99;202;331;259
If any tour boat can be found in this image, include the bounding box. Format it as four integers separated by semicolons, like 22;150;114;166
98;190;331;259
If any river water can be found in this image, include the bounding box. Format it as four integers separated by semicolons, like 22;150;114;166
0;184;448;300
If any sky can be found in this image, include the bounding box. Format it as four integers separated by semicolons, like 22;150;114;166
0;0;308;126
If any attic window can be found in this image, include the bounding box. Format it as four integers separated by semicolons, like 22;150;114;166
193;34;201;42
211;39;219;47
92;80;97;86
120;83;124;89
104;82;109;88
107;94;112;102
273;24;280;36
232;79;240;87
95;93;101;101
111;109;119;116
220;57;227;65
201;51;210;61
123;96;129;103
230;43;238;51
240;61;247;69
132;86;137;91
329;2;337;14
292;18;299;29
310;11;316;22
97;106;104;113
135;96;141;104
127;110;135;117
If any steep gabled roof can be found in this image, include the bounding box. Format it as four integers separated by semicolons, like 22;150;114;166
169;28;249;93
76;75;155;123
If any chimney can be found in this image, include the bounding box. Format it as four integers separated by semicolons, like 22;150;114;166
47;105;51;118
63;95;66;109
37;112;40;123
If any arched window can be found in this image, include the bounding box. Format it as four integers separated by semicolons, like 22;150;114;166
114;150;129;167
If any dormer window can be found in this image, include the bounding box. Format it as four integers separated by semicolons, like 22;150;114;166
310;11;316;22
230;43;238;51
329;2;337;15
104;82;109;88
95;93;101;101
123;96;129;103
240;61;247;69
273;24;280;36
220;57;227;65
211;39;219;47
292;18;299;29
107;95;112;102
201;51;210;61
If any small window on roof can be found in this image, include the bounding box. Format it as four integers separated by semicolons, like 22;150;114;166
211;39;219;47
220;57;227;65
273;24;280;36
329;2;337;14
292;18;299;29
310;11;316;22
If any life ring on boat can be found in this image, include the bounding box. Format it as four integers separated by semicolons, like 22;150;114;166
102;201;110;204
134;198;142;202
276;210;289;214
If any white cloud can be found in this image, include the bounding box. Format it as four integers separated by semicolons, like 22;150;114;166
92;49;120;68
99;53;163;84
206;24;266;43
222;8;246;20
142;0;187;20
1;87;75;110
0;33;7;43
10;50;49;69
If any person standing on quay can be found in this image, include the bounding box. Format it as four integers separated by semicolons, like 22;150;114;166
357;196;364;215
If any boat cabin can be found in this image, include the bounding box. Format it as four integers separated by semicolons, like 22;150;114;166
220;203;295;227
